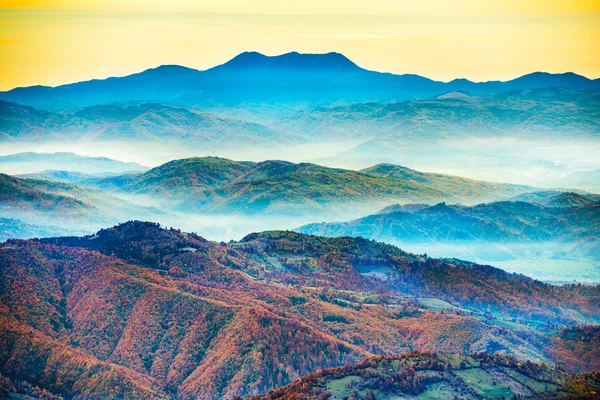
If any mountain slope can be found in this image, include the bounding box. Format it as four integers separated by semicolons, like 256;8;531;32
1;222;599;399
1;52;599;112
5;157;546;219
0;173;95;218
109;157;256;201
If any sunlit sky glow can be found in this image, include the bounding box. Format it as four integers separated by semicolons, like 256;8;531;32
0;0;599;90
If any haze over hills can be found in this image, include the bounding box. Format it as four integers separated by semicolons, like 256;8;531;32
0;101;295;147
1;221;599;399
1;57;598;191
300;195;600;249
0;49;599;400
38;156;536;216
2;156;598;283
42;157;451;215
3;86;598;190
0;151;147;174
1;52;599;112
298;193;600;281
3;0;600;394
279;88;600;141
293;88;600;187
509;190;600;208
0;173;164;236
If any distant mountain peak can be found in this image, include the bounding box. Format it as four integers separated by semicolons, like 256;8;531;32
213;51;362;72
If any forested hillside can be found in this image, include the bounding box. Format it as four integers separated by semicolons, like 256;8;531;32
0;222;598;399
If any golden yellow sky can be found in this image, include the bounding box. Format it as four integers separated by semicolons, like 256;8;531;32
1;0;599;90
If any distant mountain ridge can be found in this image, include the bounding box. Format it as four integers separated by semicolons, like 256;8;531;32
1;51;599;111
0;101;295;146
215;51;361;72
298;194;600;263
0;151;147;174
277;87;600;141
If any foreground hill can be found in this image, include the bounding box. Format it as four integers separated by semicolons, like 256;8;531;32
1;52;599;112
249;352;600;399
0;222;598;399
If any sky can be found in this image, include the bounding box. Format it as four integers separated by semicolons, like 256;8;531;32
0;0;599;90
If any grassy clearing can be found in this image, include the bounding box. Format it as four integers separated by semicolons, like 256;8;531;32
418;298;461;311
455;369;515;398
326;375;363;398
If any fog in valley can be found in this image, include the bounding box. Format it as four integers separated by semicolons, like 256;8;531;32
2;136;599;191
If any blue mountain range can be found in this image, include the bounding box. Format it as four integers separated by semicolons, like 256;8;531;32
1;51;598;110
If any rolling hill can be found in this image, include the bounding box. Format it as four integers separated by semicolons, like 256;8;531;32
70;157;539;217
83;157;451;216
1;52;599;112
0;221;598;399
0;173;95;218
176;161;450;217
